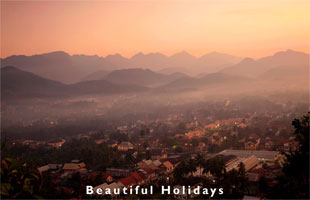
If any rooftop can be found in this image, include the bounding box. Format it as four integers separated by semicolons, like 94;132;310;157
219;149;280;160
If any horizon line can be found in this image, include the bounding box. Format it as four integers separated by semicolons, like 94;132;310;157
1;48;308;60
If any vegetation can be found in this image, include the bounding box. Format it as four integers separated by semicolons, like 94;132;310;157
267;113;309;199
1;144;41;199
1;113;309;199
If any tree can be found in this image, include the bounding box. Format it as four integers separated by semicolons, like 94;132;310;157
1;143;42;199
208;157;226;179
202;159;210;175
237;162;247;194
269;113;309;199
186;158;197;176
194;154;205;177
173;160;188;182
173;158;197;182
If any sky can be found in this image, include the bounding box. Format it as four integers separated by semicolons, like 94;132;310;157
1;0;309;58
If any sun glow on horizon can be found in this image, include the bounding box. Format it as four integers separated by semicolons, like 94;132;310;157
1;0;309;58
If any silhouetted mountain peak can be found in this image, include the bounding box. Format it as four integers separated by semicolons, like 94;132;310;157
131;52;145;59
171;50;195;58
272;49;308;57
240;57;255;64
41;51;69;57
106;53;124;59
72;53;101;58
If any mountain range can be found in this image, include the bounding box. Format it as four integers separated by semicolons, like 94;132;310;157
1;66;147;100
1;49;308;100
220;49;309;78
1;50;243;83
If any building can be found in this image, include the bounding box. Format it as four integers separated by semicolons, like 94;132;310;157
118;141;134;151
47;139;66;148
144;168;156;181
219;149;280;161
62;162;86;173
225;155;260;172
162;161;174;174
138;160;153;169
106;168;131;178
119;176;137;187
103;173;114;183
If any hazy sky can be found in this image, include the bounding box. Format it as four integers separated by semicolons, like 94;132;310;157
1;0;309;58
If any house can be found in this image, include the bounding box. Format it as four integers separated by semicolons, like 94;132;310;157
137;172;147;183
138;159;152;169
238;123;247;128
185;128;204;139
103;173;113;183
63;162;86;173
213;154;239;167
106;168;131;177
219;149;280;161
38;165;49;173
153;160;162;167
225;155;259;172
130;172;145;185
144;168;156;181
106;140;118;148
48;164;62;171
47;139;65;148
94;183;108;192
147;162;159;170
162;161;174;173
160;157;180;168
119;176;137;187
95;139;105;144
143;159;162;170
205;123;219;130
242;155;260;171
118;141;134;151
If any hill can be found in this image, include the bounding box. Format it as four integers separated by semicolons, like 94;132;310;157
1;66;66;99
220;50;309;77
1;66;148;100
102;68;187;87
1;50;242;83
1;51;115;83
159;72;252;92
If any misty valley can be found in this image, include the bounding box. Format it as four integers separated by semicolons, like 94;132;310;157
0;49;309;199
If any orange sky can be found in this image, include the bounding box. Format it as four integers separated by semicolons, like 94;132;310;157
1;0;309;58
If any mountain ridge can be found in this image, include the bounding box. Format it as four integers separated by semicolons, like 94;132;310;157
1;66;148;100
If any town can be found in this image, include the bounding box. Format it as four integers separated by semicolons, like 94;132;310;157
2;98;306;199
